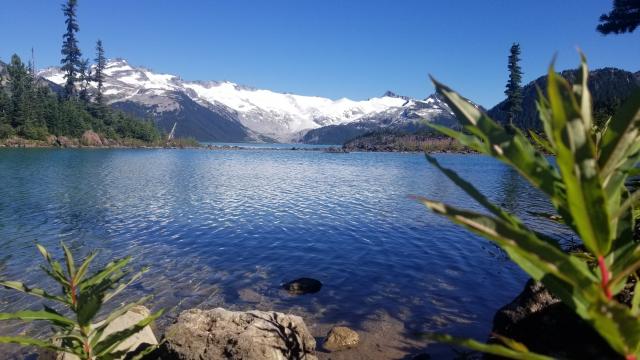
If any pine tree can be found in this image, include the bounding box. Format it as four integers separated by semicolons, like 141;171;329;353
61;0;82;99
78;58;91;103
504;43;523;128
94;39;106;107
7;54;29;129
597;0;640;34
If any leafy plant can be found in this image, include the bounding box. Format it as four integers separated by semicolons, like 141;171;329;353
417;54;640;359
0;243;163;359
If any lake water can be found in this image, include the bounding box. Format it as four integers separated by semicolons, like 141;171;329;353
0;148;572;359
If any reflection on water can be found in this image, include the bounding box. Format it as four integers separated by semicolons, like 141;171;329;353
0;149;570;358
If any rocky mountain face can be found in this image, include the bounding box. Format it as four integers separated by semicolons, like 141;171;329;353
488;67;640;129
39;59;459;143
301;93;460;144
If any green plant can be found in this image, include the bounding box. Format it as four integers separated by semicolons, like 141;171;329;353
0;123;15;139
417;54;640;359
0;244;163;359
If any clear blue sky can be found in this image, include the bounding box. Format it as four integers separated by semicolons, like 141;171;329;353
1;0;638;107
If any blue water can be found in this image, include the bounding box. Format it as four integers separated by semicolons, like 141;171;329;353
0;149;572;358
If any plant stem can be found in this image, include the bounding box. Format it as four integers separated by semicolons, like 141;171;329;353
598;255;613;300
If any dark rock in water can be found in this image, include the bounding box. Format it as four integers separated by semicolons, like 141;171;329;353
412;354;431;360
488;279;621;359
283;278;322;295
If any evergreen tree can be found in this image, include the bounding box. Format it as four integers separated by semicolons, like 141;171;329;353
0;69;10;125
94;40;106;107
504;43;523;128
61;0;82;98
7;54;29;129
598;0;640;34
78;58;91;103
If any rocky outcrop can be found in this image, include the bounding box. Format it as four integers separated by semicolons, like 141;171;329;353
161;308;317;360
282;278;322;295
40;305;158;360
323;326;359;352
81;130;103;146
489;279;619;359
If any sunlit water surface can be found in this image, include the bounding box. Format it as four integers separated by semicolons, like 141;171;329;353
0;149;573;358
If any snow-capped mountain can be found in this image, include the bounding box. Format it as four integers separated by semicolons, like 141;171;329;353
39;59;459;143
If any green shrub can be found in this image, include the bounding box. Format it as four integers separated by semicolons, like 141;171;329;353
0;123;15;139
0;244;163;359
20;125;49;141
418;54;640;359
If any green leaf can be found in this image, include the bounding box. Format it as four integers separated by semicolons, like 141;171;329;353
430;78;568;220
416;197;599;317
79;257;131;290
598;89;640;183
428;333;554;360
545;67;612;255
93;309;163;356
528;131;555;155
36;244;69;286
89;296;153;347
587;298;640;356
0;310;76;328
0;336;67;353
0;280;68;304
74;251;97;284
632;275;640;316
61;242;76;279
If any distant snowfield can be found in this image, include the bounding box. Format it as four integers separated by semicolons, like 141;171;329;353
40;59;454;141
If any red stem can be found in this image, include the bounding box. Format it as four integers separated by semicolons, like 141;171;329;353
626;354;636;360
598;255;613;301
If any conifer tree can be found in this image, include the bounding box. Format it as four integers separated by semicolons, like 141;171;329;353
597;0;640;34
7;55;29;129
61;0;82;98
94;39;106;107
78;58;91;103
504;43;523;128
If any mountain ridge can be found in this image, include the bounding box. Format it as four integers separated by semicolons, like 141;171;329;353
38;58;456;142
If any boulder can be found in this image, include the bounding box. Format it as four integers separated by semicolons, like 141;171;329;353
161;308;317;360
56;136;77;148
81;130;103;146
282;278;322;295
323;326;359;352
40;305;158;360
488;279;619;359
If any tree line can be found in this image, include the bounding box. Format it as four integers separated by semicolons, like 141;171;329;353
0;0;160;142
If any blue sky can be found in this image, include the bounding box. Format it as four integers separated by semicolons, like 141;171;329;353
1;0;638;107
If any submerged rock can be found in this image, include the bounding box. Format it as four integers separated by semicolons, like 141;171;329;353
323;326;359;352
161;307;317;360
489;279;620;359
282;278;323;295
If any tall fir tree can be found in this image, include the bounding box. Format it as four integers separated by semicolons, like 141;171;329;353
0;70;10;126
598;0;640;34
61;0;82;99
7;54;29;129
504;43;523;128
94;40;106;107
78;58;91;103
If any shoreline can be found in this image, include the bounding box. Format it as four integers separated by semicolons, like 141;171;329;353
0;138;476;154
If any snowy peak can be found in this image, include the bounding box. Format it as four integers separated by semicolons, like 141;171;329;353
39;58;459;142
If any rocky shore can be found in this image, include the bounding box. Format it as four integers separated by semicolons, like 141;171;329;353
0;131;200;149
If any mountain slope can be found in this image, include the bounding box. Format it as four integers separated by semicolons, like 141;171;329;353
488;67;640;128
301;93;460;144
40;59;458;143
